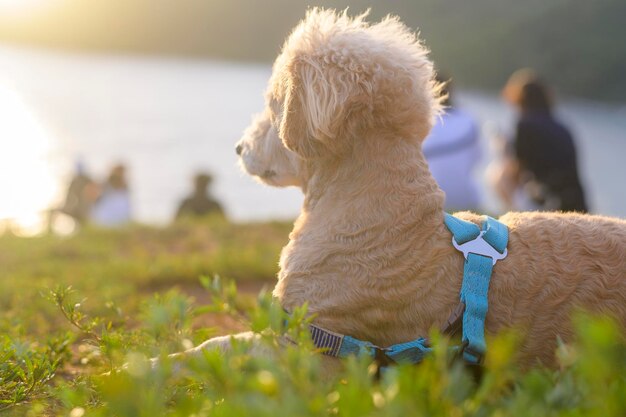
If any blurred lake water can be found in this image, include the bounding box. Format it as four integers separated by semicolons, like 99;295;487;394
0;45;624;231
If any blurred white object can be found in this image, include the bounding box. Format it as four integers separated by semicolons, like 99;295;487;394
423;108;482;211
91;187;131;227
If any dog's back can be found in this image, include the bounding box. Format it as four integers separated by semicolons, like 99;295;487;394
479;211;626;367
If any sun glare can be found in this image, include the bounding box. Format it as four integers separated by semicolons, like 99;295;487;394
0;81;59;236
0;0;49;16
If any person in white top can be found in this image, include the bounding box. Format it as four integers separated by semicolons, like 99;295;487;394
423;75;482;211
91;164;132;227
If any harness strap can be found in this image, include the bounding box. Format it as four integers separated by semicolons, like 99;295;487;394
444;214;508;364
459;252;494;363
307;323;432;365
384;338;431;364
308;324;344;357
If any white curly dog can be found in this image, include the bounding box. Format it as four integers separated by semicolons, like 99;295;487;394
183;9;625;370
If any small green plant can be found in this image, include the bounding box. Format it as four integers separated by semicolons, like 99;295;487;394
0;332;72;412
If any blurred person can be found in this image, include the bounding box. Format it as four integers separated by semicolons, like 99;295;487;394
49;160;97;228
91;163;132;227
423;73;482;211
498;69;588;212
175;172;224;220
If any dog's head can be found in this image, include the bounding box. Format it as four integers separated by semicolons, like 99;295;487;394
236;111;303;187
238;9;441;188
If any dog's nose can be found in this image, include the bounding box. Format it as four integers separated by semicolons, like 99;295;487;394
235;144;243;156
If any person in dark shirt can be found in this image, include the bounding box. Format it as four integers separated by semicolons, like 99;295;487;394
61;169;93;224
175;172;224;220
49;161;97;230
502;69;588;212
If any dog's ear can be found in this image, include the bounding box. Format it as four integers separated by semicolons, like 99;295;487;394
278;67;320;158
278;59;362;158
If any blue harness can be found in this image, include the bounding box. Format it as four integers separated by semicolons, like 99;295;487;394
295;213;509;366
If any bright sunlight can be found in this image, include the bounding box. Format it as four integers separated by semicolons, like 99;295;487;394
0;0;48;15
0;81;58;235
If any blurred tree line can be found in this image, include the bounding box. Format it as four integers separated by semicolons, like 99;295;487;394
0;0;624;101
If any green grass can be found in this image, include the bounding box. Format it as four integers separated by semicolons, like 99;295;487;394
0;217;289;338
0;217;625;416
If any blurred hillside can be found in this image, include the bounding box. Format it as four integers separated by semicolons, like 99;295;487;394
0;0;624;101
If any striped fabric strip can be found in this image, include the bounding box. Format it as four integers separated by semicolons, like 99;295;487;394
309;324;344;357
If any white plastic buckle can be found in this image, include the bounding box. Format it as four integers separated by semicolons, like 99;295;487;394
452;231;507;266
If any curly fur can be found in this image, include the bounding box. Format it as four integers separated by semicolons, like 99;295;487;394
233;9;626;370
